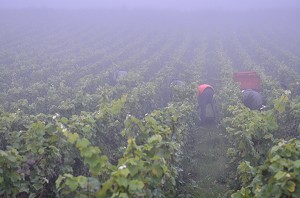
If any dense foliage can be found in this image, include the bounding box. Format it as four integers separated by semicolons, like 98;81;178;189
232;138;300;198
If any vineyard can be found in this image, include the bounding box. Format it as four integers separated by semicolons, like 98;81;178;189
0;9;300;198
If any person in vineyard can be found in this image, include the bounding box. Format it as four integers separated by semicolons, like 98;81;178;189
112;70;127;84
113;70;127;81
197;84;216;124
169;79;185;101
170;79;185;87
241;89;264;110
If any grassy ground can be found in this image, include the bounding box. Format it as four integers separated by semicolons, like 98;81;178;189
179;123;229;197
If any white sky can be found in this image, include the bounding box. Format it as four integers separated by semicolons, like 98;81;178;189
1;0;300;11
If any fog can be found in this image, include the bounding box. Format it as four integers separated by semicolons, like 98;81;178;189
1;0;300;198
1;0;300;11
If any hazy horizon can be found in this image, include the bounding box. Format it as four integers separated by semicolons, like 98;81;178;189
1;0;300;12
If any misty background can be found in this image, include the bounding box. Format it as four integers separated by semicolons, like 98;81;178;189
1;0;300;11
0;1;300;196
0;0;299;85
